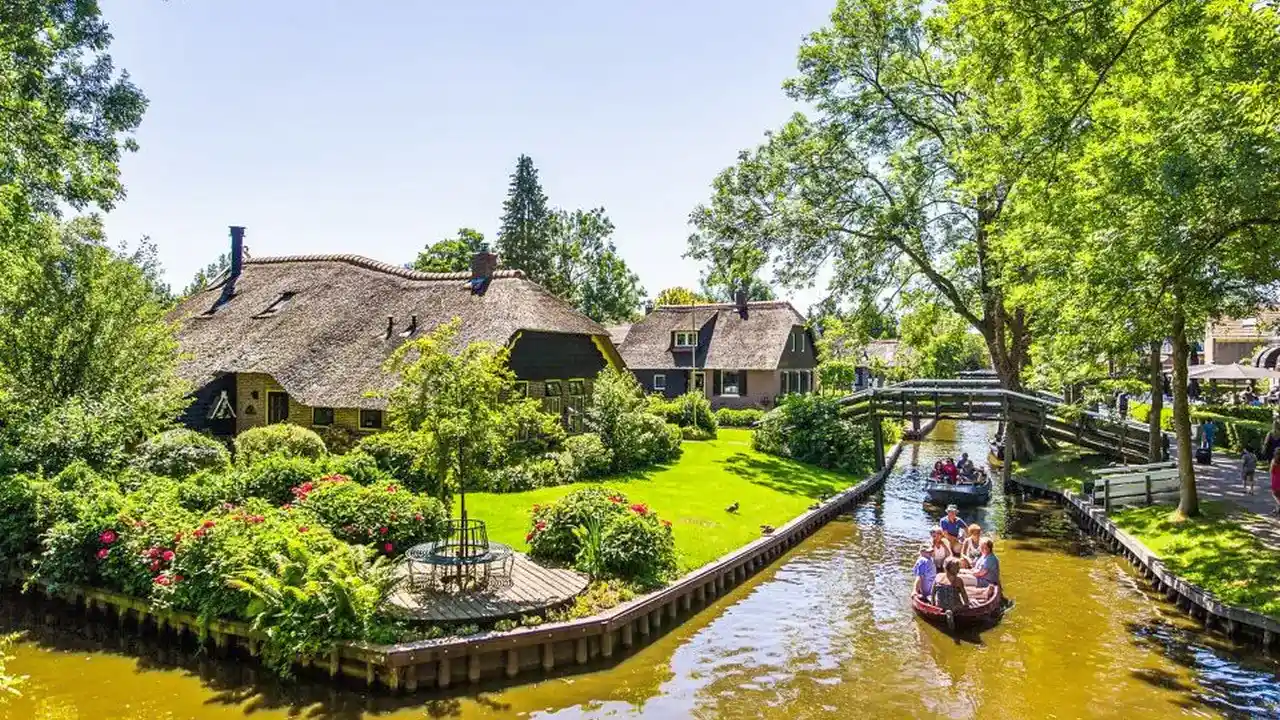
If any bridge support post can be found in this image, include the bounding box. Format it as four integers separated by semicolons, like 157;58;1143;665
1000;395;1013;487
870;392;885;471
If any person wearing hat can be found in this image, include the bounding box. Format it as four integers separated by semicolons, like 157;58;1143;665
939;505;967;554
912;542;937;600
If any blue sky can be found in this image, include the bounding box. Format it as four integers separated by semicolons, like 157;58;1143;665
100;0;834;306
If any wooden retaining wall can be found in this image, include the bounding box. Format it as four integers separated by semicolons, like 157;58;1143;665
1008;476;1280;651
6;443;906;694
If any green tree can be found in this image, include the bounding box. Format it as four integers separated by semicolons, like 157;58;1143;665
696;244;776;302
0;216;188;472
412;228;485;273
0;0;147;216
653;287;708;307
896;297;988;379
181;252;230;299
545;208;644;324
496;154;553;281
0;632;20;702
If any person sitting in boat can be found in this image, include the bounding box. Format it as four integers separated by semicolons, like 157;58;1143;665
939;505;967;553
941;458;960;484
912;543;937;600
929;528;952;571
958;453;973;472
959;523;983;569
931;557;971;612
931;460;945;481
960;537;1000;590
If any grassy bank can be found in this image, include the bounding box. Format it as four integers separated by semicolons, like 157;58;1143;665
1111;501;1280;619
461;429;859;572
1011;447;1110;493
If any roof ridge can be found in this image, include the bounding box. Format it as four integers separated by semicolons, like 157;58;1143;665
653;300;795;311
245;254;526;281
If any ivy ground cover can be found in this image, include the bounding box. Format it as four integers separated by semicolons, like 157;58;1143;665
462;429;859;572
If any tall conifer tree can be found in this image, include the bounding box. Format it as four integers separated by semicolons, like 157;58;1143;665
496;155;553;281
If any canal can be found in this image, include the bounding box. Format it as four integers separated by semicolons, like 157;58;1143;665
3;421;1278;718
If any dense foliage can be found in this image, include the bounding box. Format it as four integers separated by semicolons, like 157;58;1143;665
132;429;231;478
233;424;328;465
754;395;875;475
527;487;676;587
356;431;447;499
294;474;447;554
647;392;718;436
413;228;486;273
585;369;682;472
714;408;764;428
563;433;612;479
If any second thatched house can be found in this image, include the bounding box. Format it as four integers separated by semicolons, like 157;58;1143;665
612;294;818;409
170;227;622;438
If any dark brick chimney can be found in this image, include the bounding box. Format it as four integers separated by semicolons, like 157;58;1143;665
734;285;749;316
471;245;499;279
229;226;245;279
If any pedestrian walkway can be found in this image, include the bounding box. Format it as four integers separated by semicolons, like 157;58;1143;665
1193;451;1280;551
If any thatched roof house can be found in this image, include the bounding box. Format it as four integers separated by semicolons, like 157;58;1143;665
171;227;620;437
615;296;817;409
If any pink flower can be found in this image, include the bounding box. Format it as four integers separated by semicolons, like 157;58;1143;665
379;526;388;536
298;526;310;533
154;575;172;586
148;547;162;559
174;575;184;583
384;543;394;553
96;548;110;560
414;513;424;522
162;550;175;562
149;560;162;573
535;521;546;531
629;503;648;515
99;530;118;544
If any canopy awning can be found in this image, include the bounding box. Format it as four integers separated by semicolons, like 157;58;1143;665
1252;345;1280;369
1187;363;1280;381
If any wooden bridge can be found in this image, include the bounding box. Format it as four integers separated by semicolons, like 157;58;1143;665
841;378;1163;470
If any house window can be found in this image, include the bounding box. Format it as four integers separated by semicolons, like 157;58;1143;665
256;292;296;318
545;380;563;397
312;407;335;426
693;371;706;392
653;374;666;391
781;370;812;395
568;379;585;396
721;371;740;396
359;409;384;430
267;392;290;424
514;381;529;398
791;329;807;352
674;331;697;348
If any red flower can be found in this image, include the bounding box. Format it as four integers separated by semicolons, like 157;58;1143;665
298;526;310;533
608;495;624;504
383;543;394;553
535;521;546;531
174;532;184;542
193;528;206;539
148;547;162;559
99;530;118;544
96;548;110;560
386;484;398;493
525;532;534;543
154;575;172;586
414;513;424;522
149;560;162;573
379;526;388;536
629;503;648;515
251;515;265;524
201;520;216;530
662;520;672;528
174;575;184;583
162;550;175;562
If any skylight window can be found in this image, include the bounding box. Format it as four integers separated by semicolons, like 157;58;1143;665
255;292;296;317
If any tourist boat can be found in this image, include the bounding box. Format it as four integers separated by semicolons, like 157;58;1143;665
923;476;991;506
987;441;1004;469
912;584;1004;630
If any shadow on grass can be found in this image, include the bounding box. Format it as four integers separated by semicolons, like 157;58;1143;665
1013;450;1111;493
719;452;855;499
1113;502;1280;619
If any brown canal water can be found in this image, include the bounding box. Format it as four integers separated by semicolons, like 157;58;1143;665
3;421;1279;719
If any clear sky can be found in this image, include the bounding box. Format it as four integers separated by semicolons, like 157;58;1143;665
99;0;835;307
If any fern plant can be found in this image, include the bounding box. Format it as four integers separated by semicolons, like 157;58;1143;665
571;515;604;578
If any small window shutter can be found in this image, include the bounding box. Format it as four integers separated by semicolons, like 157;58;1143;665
740;371;748;396
714;371;722;396
802;371;810;393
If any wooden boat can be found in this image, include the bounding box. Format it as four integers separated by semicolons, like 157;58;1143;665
923;477;991;506
987;441;1004;469
912;584;1004;630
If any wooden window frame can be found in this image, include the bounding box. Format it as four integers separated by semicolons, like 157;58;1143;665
545;380;563;397
312;407;335;426
359;409;384;430
266;391;290;424
567;378;585;396
673;331;696;348
653;374;666;391
720;371;741;397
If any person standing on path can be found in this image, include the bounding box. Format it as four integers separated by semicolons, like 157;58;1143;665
1264;420;1280;463
1242;447;1257;494
1271;453;1280;517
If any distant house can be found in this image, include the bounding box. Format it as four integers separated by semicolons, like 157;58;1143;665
170;227;621;437
1205;309;1280;367
855;339;900;389
614;294;817;409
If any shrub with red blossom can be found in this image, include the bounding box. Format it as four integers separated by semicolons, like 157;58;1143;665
526;486;676;585
293;475;446;555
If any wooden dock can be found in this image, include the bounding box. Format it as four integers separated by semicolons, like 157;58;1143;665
388;553;589;623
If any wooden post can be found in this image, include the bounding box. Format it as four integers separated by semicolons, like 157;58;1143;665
1144;473;1152;505
468;653;482;683
437;656;452;688
870;391;885;471
1000;395;1013;487
575;638;588;665
541;643;555;671
506;648;520;677
1104;480;1112;513
601;630;615;658
621;622;634;648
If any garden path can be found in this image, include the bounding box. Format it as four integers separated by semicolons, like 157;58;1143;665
1191;451;1280;551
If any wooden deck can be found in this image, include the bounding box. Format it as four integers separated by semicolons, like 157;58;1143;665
388;553;589;623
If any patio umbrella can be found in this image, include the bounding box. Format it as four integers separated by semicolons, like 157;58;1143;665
1186;363;1280;380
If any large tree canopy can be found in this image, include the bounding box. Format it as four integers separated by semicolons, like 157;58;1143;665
412;228;486;274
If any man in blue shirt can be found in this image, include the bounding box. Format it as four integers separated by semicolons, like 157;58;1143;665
938;505;967;552
962;537;1001;589
912;543;937;599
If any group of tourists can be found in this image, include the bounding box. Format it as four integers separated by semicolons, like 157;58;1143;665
912;505;1001;611
1239;421;1280;517
930;454;984;485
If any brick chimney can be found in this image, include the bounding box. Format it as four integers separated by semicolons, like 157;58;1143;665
471;245;499;280
229;226;245;279
734;285;749;316
644;301;654;315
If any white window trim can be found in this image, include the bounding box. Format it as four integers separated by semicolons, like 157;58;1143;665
653;374;666;391
720;371;741;397
674;331;696;348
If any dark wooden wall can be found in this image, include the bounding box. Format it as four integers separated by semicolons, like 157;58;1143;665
180;373;237;437
509;331;608;381
778;325;818;370
631;368;688;397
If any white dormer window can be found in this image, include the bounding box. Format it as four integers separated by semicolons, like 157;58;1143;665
674;331;697;348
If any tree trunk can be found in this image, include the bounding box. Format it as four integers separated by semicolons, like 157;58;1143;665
1170;306;1199;517
1147;339;1164;462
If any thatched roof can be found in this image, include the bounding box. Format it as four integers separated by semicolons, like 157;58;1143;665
861;339;900;367
1209;309;1280;341
605;324;632;346
618;301;806;370
170;254;611;409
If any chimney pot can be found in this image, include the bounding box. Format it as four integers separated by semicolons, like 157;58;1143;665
734;287;748;310
644;301;654;315
471;246;499;280
386;315;394;338
229;226;245;279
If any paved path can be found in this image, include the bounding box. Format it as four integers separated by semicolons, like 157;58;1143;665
1191;451;1280;550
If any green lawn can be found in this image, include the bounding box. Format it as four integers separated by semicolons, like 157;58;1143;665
459;429;858;572
1012;446;1110;493
1112;501;1280;619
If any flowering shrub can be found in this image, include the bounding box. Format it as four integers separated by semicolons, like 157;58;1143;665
356;431;449;501
527;487;677;585
233;424;328;466
132;428;231;478
564;433;611;479
235;455;323;505
293;474;446;555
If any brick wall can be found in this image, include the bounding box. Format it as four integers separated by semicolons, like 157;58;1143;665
234;373;373;436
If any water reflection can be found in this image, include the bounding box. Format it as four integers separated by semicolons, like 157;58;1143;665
3;421;1278;719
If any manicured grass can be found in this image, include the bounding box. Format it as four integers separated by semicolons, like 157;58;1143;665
1011;446;1111;493
1111;501;1280;619
459;429;858;572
